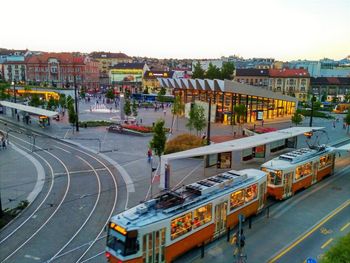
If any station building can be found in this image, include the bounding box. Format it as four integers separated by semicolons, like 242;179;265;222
158;78;298;125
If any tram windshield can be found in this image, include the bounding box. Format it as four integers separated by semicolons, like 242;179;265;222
107;223;138;256
262;168;282;186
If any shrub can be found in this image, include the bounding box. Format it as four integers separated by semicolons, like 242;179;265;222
254;127;277;134
165;134;205;154
79;120;114;127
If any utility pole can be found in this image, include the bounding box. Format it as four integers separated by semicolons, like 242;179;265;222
207;96;211;145
309;94;315;127
74;73;79;132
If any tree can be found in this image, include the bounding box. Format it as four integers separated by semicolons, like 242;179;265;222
47;97;58;110
332;96;339;104
206;62;221;80
157;87;166;102
171;95;185;131
193;104;206;135
321;91;327;102
105;88;115;100
186;103;206;135
291;110;303;126
221;62;235;80
124;99;132;121
149;119;167;160
143;86;149;94
234;104;247;134
192;61;205;79
344;111;350;133
132;100;138;117
29;94;43;107
321;232;350;263
68;104;76;126
344;92;350;103
0;81;10;100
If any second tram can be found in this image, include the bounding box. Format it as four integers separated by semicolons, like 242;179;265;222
261;145;336;200
106;169;267;263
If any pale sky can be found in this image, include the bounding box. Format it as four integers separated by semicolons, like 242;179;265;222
1;0;349;61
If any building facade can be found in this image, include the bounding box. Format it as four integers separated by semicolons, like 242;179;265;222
143;71;174;92
110;63;149;94
25;53;99;90
234;69;269;87
159;78;297;125
310;77;350;101
268;69;310;101
90;52;132;86
3;61;26;82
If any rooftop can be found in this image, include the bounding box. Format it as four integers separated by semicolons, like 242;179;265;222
269;68;310;78
90;52;130;59
235;68;269;77
110;62;146;70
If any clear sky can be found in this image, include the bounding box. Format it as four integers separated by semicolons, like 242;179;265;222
1;0;349;61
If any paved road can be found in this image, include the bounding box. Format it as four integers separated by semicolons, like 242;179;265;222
0;122;127;263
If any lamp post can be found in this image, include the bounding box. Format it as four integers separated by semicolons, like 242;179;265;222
74;72;79;132
12;80;17;114
207;96;211;145
309;94;316;127
150;160;157;199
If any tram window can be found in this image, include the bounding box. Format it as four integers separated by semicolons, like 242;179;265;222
230;189;245;210
171;212;192;240
264;169;282;186
295;162;312;180
319;155;332;169
193;203;212;229
107;229;126;256
245;184;258;203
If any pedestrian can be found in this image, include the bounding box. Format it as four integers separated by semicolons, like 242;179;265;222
140;118;143;124
333;120;336;128
147;148;152;163
2;138;6;149
163;109;166;117
343;122;346;129
17;113;20;122
261;119;264;126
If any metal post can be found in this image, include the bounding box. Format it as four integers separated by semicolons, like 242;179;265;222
249;217;252;229
309;95;314;127
201;242;205;258
74;75;79;132
207;96;211;145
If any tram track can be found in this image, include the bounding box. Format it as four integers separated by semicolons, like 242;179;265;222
0;130;120;263
1;133;72;262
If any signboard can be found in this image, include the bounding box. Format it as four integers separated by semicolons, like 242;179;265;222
257;110;264;121
217;152;232;169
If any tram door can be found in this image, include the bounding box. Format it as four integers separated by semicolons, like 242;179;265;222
258;182;267;209
142;228;166;263
283;172;293;198
214;201;227;237
312;162;318;184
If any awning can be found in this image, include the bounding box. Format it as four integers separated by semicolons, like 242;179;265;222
0;101;59;117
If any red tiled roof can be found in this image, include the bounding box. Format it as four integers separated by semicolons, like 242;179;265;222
269;68;309;78
25;53;85;64
326;77;341;84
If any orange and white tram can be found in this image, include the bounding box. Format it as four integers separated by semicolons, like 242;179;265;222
106;169;267;263
261;145;336;200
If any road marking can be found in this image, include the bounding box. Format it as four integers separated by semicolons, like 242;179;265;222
320;227;333;235
340;222;350;232
54;168;107;176
24;254;41;260
269;199;350;262
321;238;333;249
53;145;71;153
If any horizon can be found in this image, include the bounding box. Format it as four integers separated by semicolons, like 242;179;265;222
1;0;349;61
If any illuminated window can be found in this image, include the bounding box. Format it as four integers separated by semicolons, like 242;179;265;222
262;168;282;185
170;212;192;240
193;204;212;229
295;162;312;180
245;184;258;203
230;189;245;210
319;155;332;169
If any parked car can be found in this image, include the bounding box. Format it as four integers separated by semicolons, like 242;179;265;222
107;124;123;133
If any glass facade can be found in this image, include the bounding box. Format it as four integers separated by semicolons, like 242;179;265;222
173;89;296;125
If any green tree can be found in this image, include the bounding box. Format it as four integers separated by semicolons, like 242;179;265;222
171;95;185;131
58;93;67;108
192;61;205;79
68;104;76;126
321;91;327;102
291;110;303;126
124;99;132;121
344;92;350;103
29;94;43;107
332;96;339;104
206;62;221;80
321;232;350;263
0;81;10;100
80;87;86;99
47;97;58;110
66;95;74;109
193;104;206;135
105;88;115;100
186;103;206;135
313;101;322;111
157;87;166;102
234;104;247;134
143;86;149;94
344;111;350;133
221;62;235;80
149;119;167;160
132;100;138;117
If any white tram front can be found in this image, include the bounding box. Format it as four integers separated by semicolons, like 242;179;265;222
261;145;336;200
106;169;267;263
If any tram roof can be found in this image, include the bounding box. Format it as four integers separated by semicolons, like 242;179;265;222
111;169;266;229
161;127;324;161
158;78;298;103
336;143;350;153
0;100;59;117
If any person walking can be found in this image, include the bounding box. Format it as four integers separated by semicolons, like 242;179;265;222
147;148;152;163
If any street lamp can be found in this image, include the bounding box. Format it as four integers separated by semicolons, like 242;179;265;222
309;94;316;127
12;80;17;114
150;161;157;199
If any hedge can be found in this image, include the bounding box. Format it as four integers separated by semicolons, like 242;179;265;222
165;134;206;154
